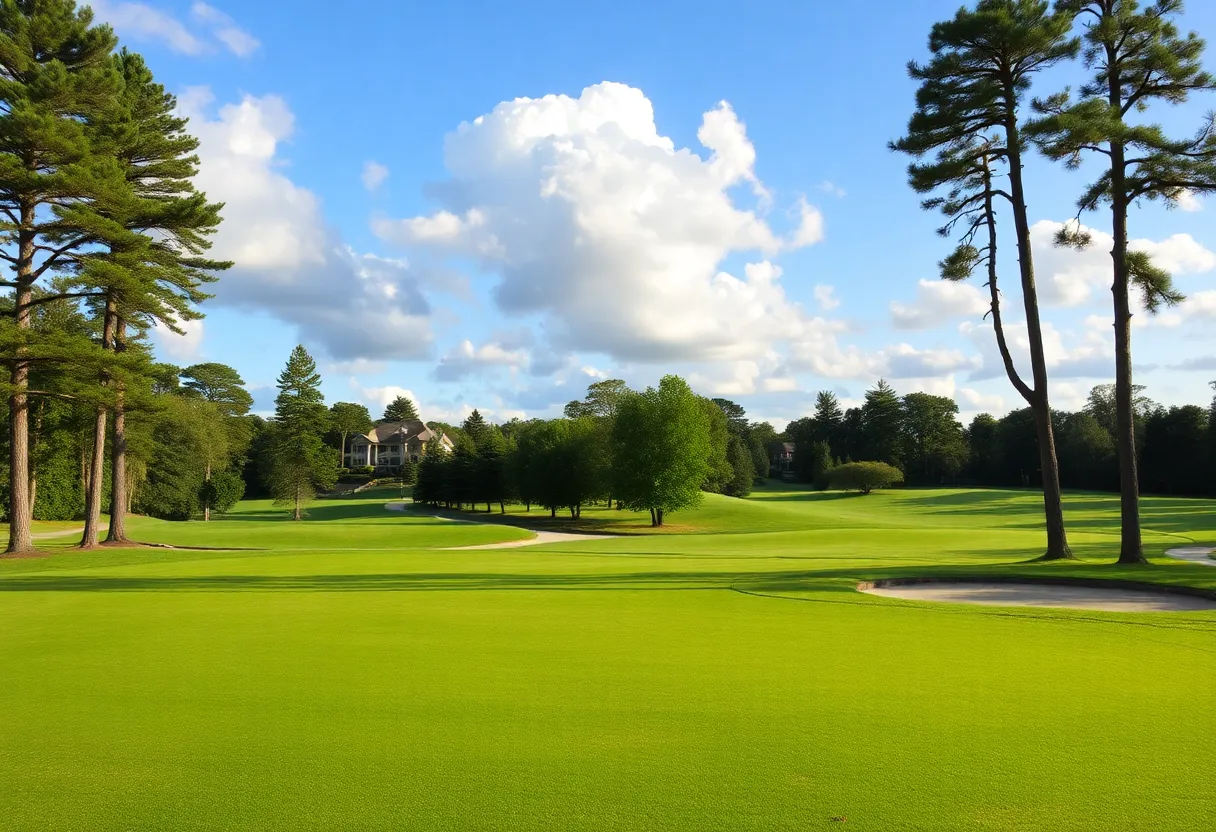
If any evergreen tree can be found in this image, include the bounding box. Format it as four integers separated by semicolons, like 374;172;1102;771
724;434;755;497
0;2;127;553
860;380;906;468
382;395;419;423
698;396;732;493
461;409;489;446
268;346;335;519
181;363;253;417
891;0;1078;558
1028;0;1216;559
810;391;844;446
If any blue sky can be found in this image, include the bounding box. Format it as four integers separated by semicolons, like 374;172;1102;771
93;0;1216;427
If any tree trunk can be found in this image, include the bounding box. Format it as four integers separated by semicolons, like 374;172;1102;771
656;508;664;526
550;507;556;518
6;207;36;554
106;321;129;544
81;302;117;548
294;485;302;521
1109;153;1144;564
1001;112;1072;560
203;461;212;522
28;399;43;518
649;507;657;526
499;501;505;514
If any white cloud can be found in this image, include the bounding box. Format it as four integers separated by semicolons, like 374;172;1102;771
93;1;208;54
1175;189;1202;212
891;279;988;330
348;380;420;414
361;160;390;192
190;3;260;56
373;83;834;366
152;318;204;361
433;339;530;381
958;387;1005;413
92;2;259;57
884;344;980;378
813;284;840;311
182;89;437;362
1033;220;1216;307
961;318;1113;382
819;181;847;198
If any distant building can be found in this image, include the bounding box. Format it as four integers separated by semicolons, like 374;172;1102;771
344;420;454;472
767;441;796;480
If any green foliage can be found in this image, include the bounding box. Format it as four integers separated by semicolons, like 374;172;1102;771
901;392;968;484
697;397;732;493
461;409;489;447
860;380;905;469
267;346;335;519
563;379;631;419
612;375;711;526
382;395;419;423
199;469;245;516
723;435;754;497
180;364;253;417
828;461;906;495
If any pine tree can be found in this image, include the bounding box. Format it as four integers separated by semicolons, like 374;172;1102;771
462;409;489;446
382;395;419;423
69;49;227;546
860;380;907;469
0;2;127;553
810;391;844;447
268;346;335;519
1027;0;1216;563
891;0;1078;558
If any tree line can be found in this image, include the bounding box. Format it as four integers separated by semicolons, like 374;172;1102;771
893;0;1216;562
783;380;1216;498
413;377;770;526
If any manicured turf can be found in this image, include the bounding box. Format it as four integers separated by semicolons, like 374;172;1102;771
2;486;1214;830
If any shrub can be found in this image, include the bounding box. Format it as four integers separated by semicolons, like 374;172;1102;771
827;461;904;495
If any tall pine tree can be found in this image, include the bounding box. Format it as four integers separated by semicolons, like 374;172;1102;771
1028;0;1216;563
892;0;1078;558
382;395;419;422
268;346;335;520
0;1;125;553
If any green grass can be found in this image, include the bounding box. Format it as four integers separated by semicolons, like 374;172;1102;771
2;485;1214;830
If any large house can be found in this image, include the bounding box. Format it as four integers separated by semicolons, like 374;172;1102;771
344;420;454;472
767;441;796;481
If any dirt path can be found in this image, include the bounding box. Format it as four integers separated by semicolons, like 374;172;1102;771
861;581;1216;612
385;502;616;549
1165;546;1216;567
31;524;105;541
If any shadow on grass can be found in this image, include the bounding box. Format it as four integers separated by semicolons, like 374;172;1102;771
2;561;1212;596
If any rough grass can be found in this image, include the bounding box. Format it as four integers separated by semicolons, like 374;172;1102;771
1;485;1214;831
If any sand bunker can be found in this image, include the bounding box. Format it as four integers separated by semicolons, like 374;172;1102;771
860;581;1216;612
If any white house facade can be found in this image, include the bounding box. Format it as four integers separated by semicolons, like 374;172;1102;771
344;420;454;471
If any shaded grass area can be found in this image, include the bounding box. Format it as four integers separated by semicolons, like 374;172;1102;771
1;485;1214;831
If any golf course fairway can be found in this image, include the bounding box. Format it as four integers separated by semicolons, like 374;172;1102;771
2;484;1213;831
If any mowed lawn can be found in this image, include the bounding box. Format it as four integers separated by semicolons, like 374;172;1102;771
1;486;1214;831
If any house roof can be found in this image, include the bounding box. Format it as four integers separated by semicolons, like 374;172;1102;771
766;441;795;454
353;420;452;446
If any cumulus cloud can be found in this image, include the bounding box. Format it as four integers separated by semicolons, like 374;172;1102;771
433;339;530;381
891;279;989;330
884;344;980;378
961;318;1113;382
361;160;390;192
152;318;204;361
1033;220;1216;307
92;1;259;57
813;284;840;311
182;89;436;361
373;83;835;366
347;380;420;415
1175;189;1202;212
958;387;1005;413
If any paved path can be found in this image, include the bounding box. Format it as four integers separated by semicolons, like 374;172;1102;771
385;502;616;549
1165;546;1216;567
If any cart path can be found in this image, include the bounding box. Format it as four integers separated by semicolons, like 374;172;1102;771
384;502;616;549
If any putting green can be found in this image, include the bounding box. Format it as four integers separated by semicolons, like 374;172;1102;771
2;485;1214;831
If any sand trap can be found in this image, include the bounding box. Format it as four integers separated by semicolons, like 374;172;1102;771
861;581;1216;612
1165;546;1216;567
